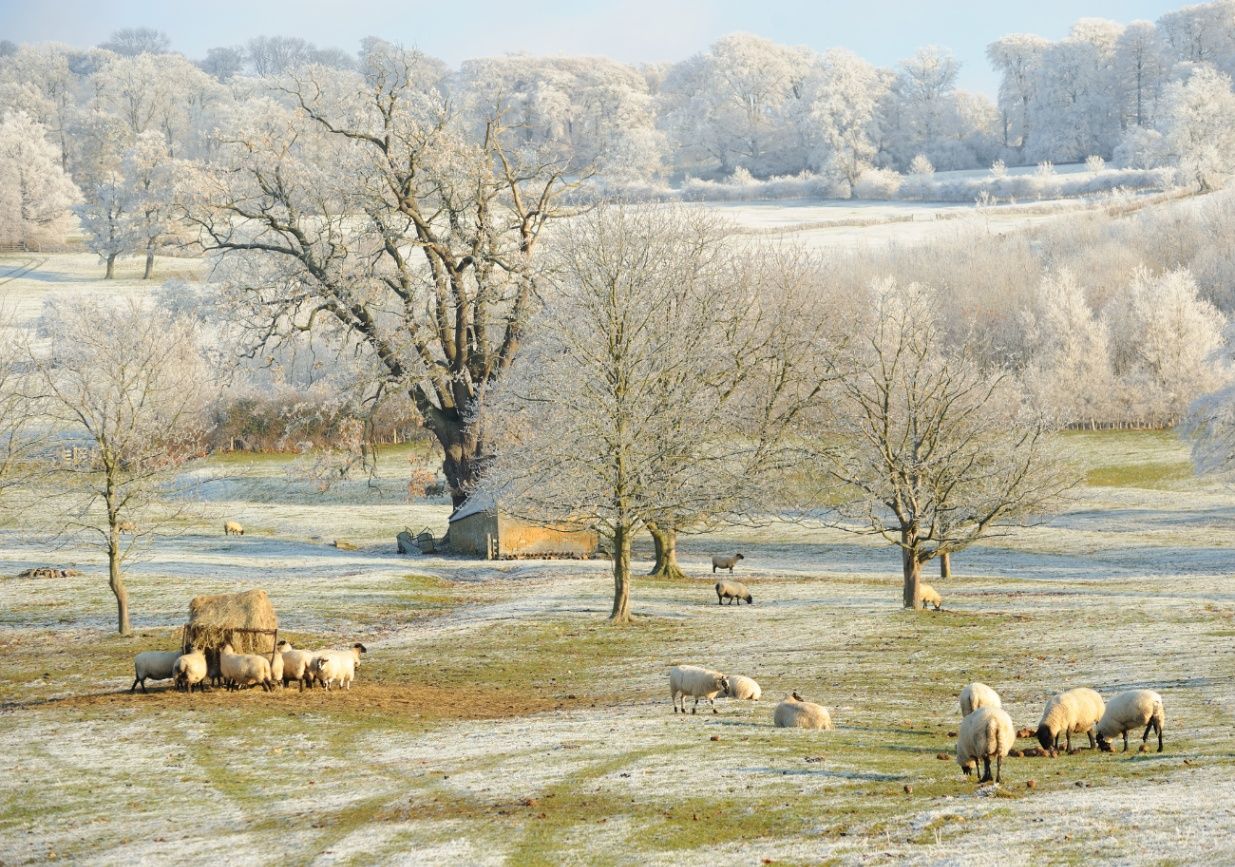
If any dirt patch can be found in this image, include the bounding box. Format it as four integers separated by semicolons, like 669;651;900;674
8;682;601;720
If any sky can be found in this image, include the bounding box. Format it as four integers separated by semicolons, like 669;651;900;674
0;0;1191;95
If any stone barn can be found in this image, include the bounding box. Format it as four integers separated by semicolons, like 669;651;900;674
446;495;599;559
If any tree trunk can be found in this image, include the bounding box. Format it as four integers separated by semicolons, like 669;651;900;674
610;523;632;624
105;253;116;280
143;244;155;280
902;534;923;610
647;522;686;580
109;538;130;635
940;552;952;579
423;411;483;510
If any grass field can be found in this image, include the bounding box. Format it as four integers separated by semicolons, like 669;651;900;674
2;426;1235;866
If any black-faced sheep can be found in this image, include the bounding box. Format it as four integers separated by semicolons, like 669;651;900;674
223;520;245;536
277;640;316;691
957;706;1015;783
219;642;275;692
714;580;752;605
1096;689;1165;753
711;553;744;574
1036;687;1105;752
919;583;942;610
172;649;208;693
309;643;367;690
669;665;729;714
131;651;180;693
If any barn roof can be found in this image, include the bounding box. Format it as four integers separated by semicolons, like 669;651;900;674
448;492;497;523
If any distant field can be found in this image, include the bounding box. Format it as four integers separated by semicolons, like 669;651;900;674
2;428;1234;864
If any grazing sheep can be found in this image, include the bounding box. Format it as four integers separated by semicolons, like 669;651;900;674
725;674;762;701
131;651;180;693
219;642;275;692
223;520;245;536
269;647;284;687
957;706;1015;783
959;682;1002;718
773;691;833;730
173;649;208;693
714;580;753;605
919;583;942;610
117;520;138;534
1096;690;1165;753
309;643;367;691
669;665;729;714
711;553;744;574
1036;687;1105;752
277;640;316;691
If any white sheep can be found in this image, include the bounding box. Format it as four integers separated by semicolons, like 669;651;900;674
669;665;729;714
309;643;367;691
117;520;138;534
773;691;833;729
919;583;942;610
269;647;284;687
219;642;275;692
959;682;1002;718
725;674;762;701
131;651;180;693
714;580;753;605
172;649;208;693
957;706;1015;783
223;520;245;536
1035;687;1105;752
276;640;316;691
711;553;744;574
1096;689;1165;753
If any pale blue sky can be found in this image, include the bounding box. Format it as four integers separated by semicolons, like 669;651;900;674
0;0;1189;95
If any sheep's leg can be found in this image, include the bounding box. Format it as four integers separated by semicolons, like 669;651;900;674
1065;731;1072;752
995;755;1003;783
1155;720;1164;752
710;695;718;714
130;676;139;693
981;757;991;783
1122;731;1129;752
692;696;699;714
1087;729;1096;749
139;677;147;694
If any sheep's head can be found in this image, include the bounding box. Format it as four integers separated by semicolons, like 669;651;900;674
352;643;368;664
1034;725;1054;752
1096;732;1113;752
717;675;730;694
735;553;745;561
791;690;805;702
958;757;976;776
220;643;234;654
744;593;753;604
276;640;291;651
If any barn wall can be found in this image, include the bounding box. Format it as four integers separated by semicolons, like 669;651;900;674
447;512;500;557
496;516;598;558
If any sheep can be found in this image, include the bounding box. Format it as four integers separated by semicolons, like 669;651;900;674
959;682;1002;718
1035;687;1105;753
714;580;752;605
669;665;729;714
725;674;762;701
773;691;833;730
276;640;316;691
957;705;1015;783
172;649;208;693
268;647;284;687
1096;689;1165;753
219;642;275;692
711;553;744;574
919;583;942;610
309;643;367;691
117;520;138;534
130;651;180;693
223;520;245;536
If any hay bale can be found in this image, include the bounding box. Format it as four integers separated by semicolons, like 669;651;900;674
185;588;278;655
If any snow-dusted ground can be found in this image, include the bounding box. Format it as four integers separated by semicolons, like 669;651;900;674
2;432;1234;865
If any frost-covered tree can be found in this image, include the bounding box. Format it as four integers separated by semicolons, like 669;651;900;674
200;46;246;82
987;34;1048;153
1115;21;1168;129
805;49;889;191
186;45;585;507
75;169;134;278
0;43;77;168
1104;267;1227;422
0;111;79;247
92;53;225;158
812;280;1074;609
1158;66;1235;191
483;207;811;620
1028;23;1123;163
34;301;214;634
122;130;179;278
99;28;170;57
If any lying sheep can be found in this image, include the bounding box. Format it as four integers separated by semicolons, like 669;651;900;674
277;640;316;691
1096;689;1165;753
959;682;1002;718
919;583;942;610
957;705;1015;783
219;642;275;692
1036;687;1105;752
223;520;245;536
714;580;752;605
131;650;180;693
711;553;744;574
172;649;208;693
669;665;729;714
309;643;367;691
725;674;762;701
773;691;833;730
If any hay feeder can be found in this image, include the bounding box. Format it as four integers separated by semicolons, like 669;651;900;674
181;588;279;670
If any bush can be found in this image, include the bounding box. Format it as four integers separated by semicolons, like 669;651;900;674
852;168;904;200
